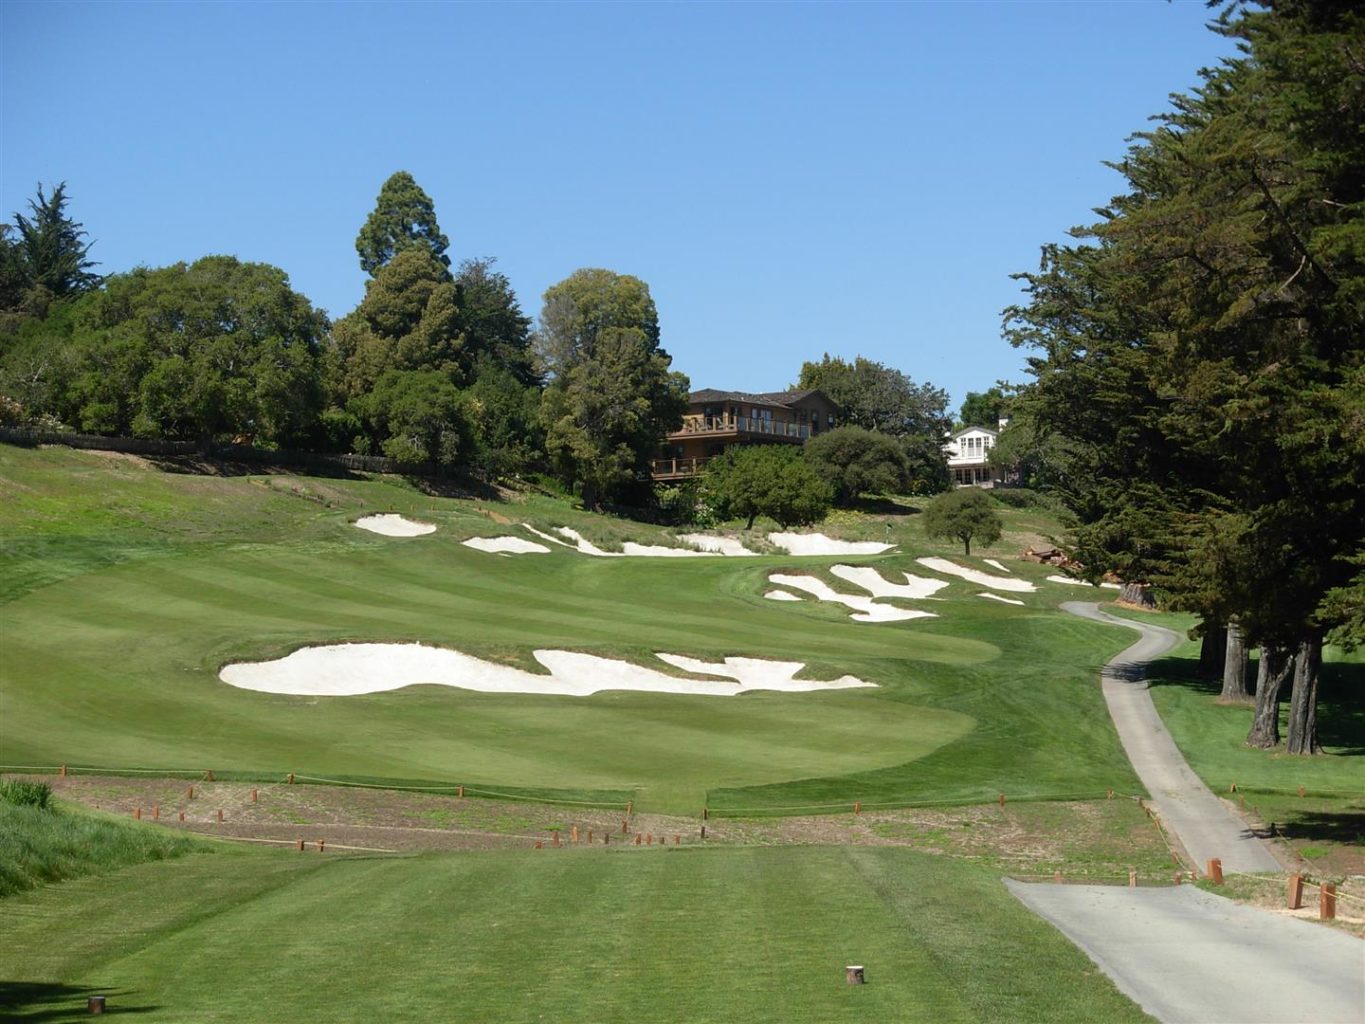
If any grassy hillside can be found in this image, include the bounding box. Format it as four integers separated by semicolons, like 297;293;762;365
0;444;1141;814
0;845;1151;1023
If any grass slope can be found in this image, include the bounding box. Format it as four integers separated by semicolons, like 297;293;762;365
0;845;1151;1023
0;445;1144;814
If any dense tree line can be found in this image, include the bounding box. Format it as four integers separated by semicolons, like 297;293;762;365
1004;0;1364;752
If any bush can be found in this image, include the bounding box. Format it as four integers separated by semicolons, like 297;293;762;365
804;426;909;505
704;445;831;529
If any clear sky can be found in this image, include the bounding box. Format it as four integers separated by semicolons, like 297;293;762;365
1;1;1238;411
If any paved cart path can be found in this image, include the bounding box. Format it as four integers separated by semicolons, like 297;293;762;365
1062;602;1281;874
1007;881;1364;1024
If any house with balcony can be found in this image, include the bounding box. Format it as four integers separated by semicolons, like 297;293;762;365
945;422;1008;487
651;388;838;480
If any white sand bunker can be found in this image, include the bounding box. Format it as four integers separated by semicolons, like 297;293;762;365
916;557;1036;592
220;644;873;698
979;592;1026;606
462;536;551;555
769;532;895;556
355;514;437;537
768;573;937;624
984;558;1011;573
830;565;948;600
764;589;803;601
677;534;758;556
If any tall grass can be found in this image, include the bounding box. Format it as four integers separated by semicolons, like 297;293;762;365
0;791;203;897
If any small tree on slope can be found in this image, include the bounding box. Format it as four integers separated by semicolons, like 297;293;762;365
922;488;1002;556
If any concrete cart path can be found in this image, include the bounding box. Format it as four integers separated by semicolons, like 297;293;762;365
1007;881;1365;1024
1062;602;1281;874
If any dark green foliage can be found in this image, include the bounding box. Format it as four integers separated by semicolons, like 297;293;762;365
959;387;1006;429
704;444;832;529
537;269;688;506
923;488;1003;556
355;171;451;277
0;779;52;810
803;425;909;505
357;369;469;467
0;183;101;330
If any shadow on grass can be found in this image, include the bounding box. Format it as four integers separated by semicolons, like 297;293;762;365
0;982;157;1020
1270;810;1365;846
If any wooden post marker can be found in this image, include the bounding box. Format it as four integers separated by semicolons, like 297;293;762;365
646;833;653;846
1320;883;1336;920
87;994;106;1014
1107;788;1114;800
626;800;634;817
204;770;214;782
217;809;224;823
853;801;861;815
571;825;579;844
603;834;609;845
621;819;629;834
1173;871;1184;885
457;785;464;798
152;804;159;820
534;841;543;850
673;835;680;845
297;839;304;851
178;812;185;823
287;773;295;785
1206;858;1223;885
1229;782;1237;793
186;785;194;799
587;830;593;843
1128;870;1137;888
845;965;866;985
250;789;258;803
1287;874;1304;909
634;833;642;846
318;839;325;853
59;764;67;778
998;792;1006;808
133;807;141;820
702;807;709;821
552;831;561;848
700;825;706;840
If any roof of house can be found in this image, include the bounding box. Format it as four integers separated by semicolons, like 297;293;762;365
950;424;999;440
689;388;831;408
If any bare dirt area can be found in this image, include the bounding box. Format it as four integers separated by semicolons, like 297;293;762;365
17;775;1176;880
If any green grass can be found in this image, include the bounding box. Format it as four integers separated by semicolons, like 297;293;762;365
0;796;203;897
0;845;1152;1023
0;444;1147;814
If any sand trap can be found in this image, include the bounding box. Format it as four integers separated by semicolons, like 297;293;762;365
768;573;937;623
764;589;802;601
916;557;1036;592
979;592;1026;606
462;536;551;555
983;558;1011;573
830;565;948;600
220;644;873;698
620;542;711;558
1046;574;1123;590
677;534;758;556
355;514;436;537
769;532;895;556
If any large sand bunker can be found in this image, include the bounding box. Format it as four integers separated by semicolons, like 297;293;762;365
769;532;895;556
219;644;874;698
462;536;551;554
1047;574;1122;590
915;557;1036;592
767;573;937;623
830;565;948;600
355;514;437;537
677;534;758;556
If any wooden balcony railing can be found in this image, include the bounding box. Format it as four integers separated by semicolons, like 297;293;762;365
650;456;712;479
670;416;812;440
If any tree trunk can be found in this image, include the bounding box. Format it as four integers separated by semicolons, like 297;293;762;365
1218;622;1251;703
1245;646;1293;749
745;512;756;530
963;537;971;556
1199;623;1228;679
1285;635;1323;756
1118;582;1156;609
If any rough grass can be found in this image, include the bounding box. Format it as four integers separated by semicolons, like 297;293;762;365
0;845;1152;1023
0;799;203;897
0;444;1145;815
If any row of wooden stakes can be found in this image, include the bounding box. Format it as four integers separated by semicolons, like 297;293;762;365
533;829;683;849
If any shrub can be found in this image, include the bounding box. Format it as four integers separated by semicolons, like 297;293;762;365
0;779;52;810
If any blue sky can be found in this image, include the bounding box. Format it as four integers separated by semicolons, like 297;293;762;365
1;1;1238;412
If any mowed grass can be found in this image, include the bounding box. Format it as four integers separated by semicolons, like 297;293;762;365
1;444;1143;814
0;845;1150;1024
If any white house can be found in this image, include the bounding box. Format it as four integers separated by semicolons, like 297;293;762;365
944;421;1006;488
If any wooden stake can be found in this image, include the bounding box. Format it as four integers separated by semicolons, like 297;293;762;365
152;804;159;820
621;819;629;834
457;785;464;798
251;789;258;803
845;965;865;985
1173;871;1184;885
133;807;141;820
297;839;304;851
1228;782;1237;793
552;831;561;847
1128;870;1137;887
603;834;609;845
702;807;709;821
998;792;1006;808
673;835;680;845
217;809;224;823
318;839;325;853
626;800;633;817
700;825;706;840
646;833;653;846
534;840;543;850
179;812;185;823
853;801;861;815
204;770;214;782
287;773;295;784
1287;874;1303;910
186;785;194;799
571;825;579;843
1106;788;1113;800
587;830;593;843
59;764;67;778
634;834;641;846
1206;858;1223;885
1319;883;1336;920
